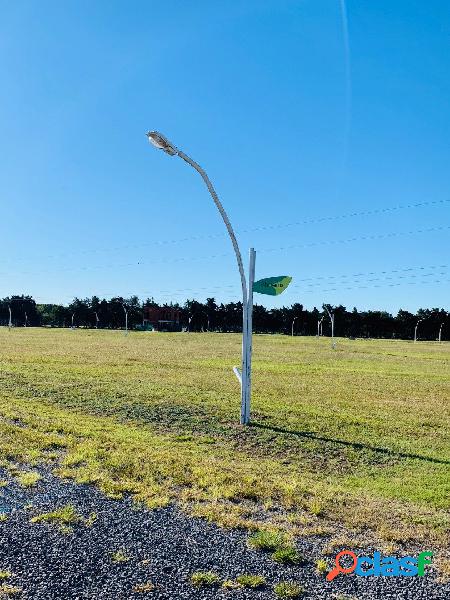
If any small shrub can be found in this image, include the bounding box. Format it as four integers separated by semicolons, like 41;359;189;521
308;499;324;516
248;529;288;551
133;581;156;592
272;547;302;565
190;571;220;587
111;550;131;563
235;574;265;588
274;581;304;598
316;558;328;574
222;579;241;589
85;512;97;527
17;471;41;488
0;584;22;596
31;504;82;526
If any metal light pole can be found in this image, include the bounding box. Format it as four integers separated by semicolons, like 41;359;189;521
24;312;28;327
71;313;75;329
8;305;12;329
438;322;444;343
147;130;252;424
414;318;422;343
94;312;99;329
317;316;324;337
291;316;298;337
323;305;335;349
123;305;128;335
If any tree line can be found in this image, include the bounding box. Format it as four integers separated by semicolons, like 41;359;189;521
0;294;448;341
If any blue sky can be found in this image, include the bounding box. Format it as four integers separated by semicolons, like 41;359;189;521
1;0;449;313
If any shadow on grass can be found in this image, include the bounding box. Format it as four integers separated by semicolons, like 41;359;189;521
251;422;450;466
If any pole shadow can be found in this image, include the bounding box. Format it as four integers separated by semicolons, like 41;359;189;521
250;422;450;466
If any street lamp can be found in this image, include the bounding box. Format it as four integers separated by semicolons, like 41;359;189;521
24;312;28;327
147;131;252;424
323;305;336;349
317;316;324;337
414;318;423;343
8;305;12;329
123;305;128;335
94;311;99;329
71;312;75;329
291;316;298;337
438;322;444;343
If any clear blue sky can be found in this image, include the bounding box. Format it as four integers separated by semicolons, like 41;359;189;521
1;0;449;313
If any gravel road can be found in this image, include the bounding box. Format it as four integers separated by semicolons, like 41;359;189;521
0;467;448;599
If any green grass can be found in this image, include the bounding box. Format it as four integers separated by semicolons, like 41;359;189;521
272;547;302;565
30;504;82;526
0;584;22;596
248;529;290;551
273;581;304;598
235;574;265;588
16;471;41;488
111;549;131;563
190;571;220;587
315;558;328;574
0;328;449;549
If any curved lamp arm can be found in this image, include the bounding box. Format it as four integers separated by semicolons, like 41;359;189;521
177;150;247;301
146;131;247;301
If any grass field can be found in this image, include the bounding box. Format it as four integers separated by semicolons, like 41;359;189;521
0;328;449;555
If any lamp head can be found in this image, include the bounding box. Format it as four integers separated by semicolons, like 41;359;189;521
146;131;178;156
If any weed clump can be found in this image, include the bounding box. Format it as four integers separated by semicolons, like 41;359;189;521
272;547;302;565
274;581;304;598
190;571;220;587
235;574;265;588
248;529;288;551
315;558;328;574
31;504;82;526
111;550;131;563
17;471;41;488
132;581;156;592
0;584;22;596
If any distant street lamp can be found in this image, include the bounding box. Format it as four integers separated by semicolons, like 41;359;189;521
317;316;324;337
123;305;128;335
414;318;423;343
24;312;28;327
291;316;298;337
438;322;444;343
8;305;12;329
94;312;99;329
71;312;75;329
147;130;252;425
323;305;336;349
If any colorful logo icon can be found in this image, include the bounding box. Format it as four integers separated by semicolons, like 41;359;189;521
326;550;433;581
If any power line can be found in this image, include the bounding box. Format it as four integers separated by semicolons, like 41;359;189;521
47;264;448;299
3;198;449;265
3;224;449;279
260;225;450;255
290;277;450;296
4;275;448;307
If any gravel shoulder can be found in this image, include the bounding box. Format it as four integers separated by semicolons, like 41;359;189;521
0;467;448;599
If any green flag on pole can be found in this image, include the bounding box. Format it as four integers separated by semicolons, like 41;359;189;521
252;276;292;296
